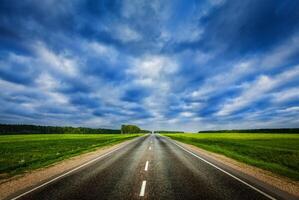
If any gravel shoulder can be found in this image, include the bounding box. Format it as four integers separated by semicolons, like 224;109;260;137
0;137;140;200
176;140;299;198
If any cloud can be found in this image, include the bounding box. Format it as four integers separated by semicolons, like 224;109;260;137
271;88;299;103
0;0;299;131
85;41;119;62
0;53;39;85
113;24;142;42
127;55;178;88
34;42;79;76
216;66;299;116
199;0;299;54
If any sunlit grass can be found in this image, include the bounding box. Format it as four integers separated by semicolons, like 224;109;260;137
162;133;299;180
0;134;140;179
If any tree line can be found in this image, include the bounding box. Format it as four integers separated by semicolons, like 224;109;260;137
198;128;299;134
0;124;151;135
0;124;120;134
154;131;184;133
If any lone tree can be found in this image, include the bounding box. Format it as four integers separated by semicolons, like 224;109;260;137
121;124;141;134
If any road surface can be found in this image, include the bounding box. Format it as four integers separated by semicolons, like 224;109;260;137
8;134;295;200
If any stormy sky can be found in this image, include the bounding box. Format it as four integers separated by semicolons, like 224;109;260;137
0;0;299;131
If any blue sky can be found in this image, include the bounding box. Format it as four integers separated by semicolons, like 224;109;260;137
0;0;299;131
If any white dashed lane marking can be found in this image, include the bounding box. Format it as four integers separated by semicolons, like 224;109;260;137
145;161;149;171
139;180;146;196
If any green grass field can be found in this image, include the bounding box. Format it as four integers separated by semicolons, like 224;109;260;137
0;134;140;179
162;133;299;181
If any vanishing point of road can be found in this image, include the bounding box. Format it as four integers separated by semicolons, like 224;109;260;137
8;135;296;200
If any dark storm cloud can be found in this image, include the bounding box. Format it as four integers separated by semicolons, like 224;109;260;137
171;0;299;62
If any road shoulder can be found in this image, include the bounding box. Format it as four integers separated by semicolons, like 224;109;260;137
0;136;142;200
174;140;299;199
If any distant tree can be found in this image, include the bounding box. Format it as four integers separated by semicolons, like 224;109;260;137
121;124;141;134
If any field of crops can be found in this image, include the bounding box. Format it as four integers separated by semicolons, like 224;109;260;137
162;133;299;180
0;134;140;179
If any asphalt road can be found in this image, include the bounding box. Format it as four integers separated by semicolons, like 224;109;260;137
8;134;295;200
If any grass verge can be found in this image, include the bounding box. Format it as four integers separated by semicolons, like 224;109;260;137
0;134;140;179
162;133;299;181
